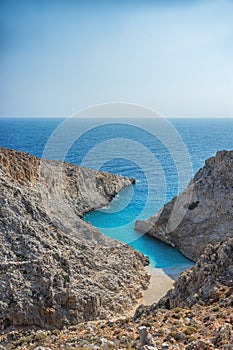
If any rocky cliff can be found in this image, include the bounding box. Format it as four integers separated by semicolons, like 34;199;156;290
135;150;233;261
0;147;150;330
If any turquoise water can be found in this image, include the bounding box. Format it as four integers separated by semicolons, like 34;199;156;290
0;117;233;271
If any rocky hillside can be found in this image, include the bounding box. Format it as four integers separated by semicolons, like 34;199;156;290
1;239;232;349
135;150;233;261
0;147;150;330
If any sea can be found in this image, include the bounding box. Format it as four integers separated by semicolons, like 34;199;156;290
1;117;232;274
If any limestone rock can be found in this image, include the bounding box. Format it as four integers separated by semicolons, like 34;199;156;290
0;147;150;330
135;150;233;261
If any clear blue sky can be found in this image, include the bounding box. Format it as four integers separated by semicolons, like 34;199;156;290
0;0;233;117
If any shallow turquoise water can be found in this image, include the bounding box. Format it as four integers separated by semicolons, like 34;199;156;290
84;187;194;269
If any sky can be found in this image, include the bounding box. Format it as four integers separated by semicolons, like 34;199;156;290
0;0;233;117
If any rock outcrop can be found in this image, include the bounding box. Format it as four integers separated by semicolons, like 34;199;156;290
135;150;233;261
0;147;150;330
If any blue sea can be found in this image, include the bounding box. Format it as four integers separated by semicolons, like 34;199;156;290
1;117;232;273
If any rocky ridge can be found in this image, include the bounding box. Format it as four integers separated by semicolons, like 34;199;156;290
0;147;150;330
135;150;233;261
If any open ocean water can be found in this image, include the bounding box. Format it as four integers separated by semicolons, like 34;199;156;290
1;117;233;273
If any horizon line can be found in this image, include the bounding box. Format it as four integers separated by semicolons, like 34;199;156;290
0;115;233;119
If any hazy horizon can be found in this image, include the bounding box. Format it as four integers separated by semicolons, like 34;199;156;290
1;0;233;118
1;115;233;119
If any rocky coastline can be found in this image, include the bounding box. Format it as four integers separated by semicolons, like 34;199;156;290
0;147;232;349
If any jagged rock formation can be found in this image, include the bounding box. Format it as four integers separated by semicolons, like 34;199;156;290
0;147;150;330
2;240;232;349
135;150;233;261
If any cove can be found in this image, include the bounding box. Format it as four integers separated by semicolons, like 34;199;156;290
84;185;194;277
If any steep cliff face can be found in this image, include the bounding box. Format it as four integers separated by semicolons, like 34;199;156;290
135;150;233;261
0;147;149;330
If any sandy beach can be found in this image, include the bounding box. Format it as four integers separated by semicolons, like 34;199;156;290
123;266;175;319
142;266;174;305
